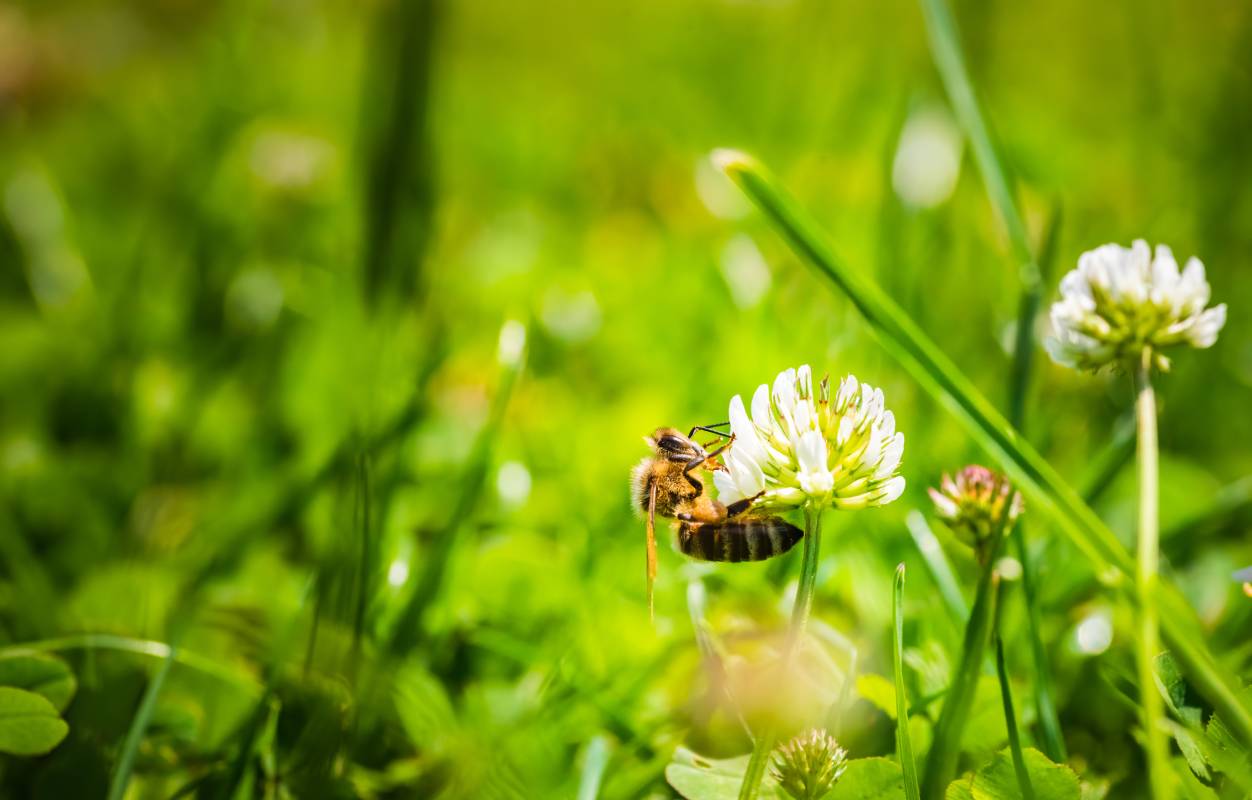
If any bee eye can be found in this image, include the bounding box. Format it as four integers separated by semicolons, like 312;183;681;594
658;434;690;453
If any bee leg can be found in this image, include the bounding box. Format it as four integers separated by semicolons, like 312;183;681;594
724;491;765;518
688;423;731;440
646;479;658;621
682;437;735;488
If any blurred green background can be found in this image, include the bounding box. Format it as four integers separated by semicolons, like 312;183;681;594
2;0;1251;797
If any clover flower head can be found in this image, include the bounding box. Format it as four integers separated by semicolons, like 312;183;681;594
713;366;905;513
929;465;1023;561
771;728;849;800
1045;240;1226;372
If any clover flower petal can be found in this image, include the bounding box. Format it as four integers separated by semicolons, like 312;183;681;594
1045;239;1226;371
717;365;905;512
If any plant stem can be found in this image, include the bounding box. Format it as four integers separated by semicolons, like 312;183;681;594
994;580;1036;800
894;565;923;800
921;526;1005;800
108;647;176;800
1010;518;1067;762
1135;352;1172;800
737;507;823;800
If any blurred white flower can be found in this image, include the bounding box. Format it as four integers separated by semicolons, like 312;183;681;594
719;234;772;308
497;319;527;367
249;129;334;192
695;156;751;220
387;558;410;587
1045;240;1226;372
891;105;963;209
540;287;600;343
496;460;532;507
714;365;906;512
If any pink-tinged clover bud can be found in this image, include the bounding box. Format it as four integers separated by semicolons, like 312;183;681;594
929;465;1023;563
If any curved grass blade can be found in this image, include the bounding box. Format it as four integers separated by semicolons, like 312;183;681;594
916;0;1037;292
894;565;922;800
0;634;260;697
107;646;175;800
995;581;1036;800
713;148;1252;747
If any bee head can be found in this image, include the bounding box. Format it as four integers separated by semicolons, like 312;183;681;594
647;427;701;460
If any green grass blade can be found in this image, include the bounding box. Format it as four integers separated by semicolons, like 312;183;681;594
0;634;260;697
351;453;375;670
916;0;1037;291
108;647;175;800
905;510;968;622
713;148;1252;748
1007;202;1060;428
922;532;1005;799
1011;518;1067;763
994;582;1037;800
894;565;922;800
577;735;610;800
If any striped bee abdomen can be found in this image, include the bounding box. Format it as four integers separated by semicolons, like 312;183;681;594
677;516;803;563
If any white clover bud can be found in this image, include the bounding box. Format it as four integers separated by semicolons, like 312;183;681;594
1045;240;1226;372
771;728;849;800
713;365;905;513
929;465;1023;563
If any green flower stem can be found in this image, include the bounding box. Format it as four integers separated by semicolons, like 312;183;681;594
1136;353;1173;800
994;580;1036;800
921;525;1006;800
738;506;823;800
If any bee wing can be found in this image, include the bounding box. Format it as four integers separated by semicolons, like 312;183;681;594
647;477;658;621
1234;566;1252;582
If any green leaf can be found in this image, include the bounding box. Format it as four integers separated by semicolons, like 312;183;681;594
0;652;77;712
856;674;897;720
948;749;1079;800
714;148;1252;748
394;659;458;753
0;686;69;756
666;747;781;800
830;757;904;800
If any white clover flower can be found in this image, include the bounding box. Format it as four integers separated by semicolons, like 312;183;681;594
1045;240;1226;372
713;365;905;513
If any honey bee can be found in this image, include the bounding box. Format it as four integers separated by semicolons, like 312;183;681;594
631;424;803;615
